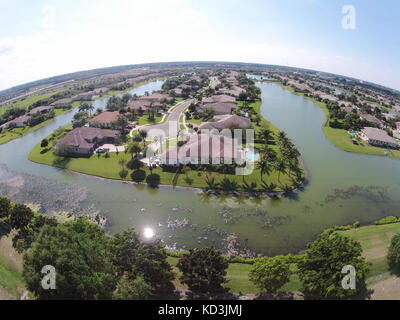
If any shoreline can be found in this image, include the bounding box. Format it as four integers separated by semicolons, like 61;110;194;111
27;94;307;195
273;81;400;161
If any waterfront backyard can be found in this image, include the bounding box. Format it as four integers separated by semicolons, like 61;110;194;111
0;80;399;257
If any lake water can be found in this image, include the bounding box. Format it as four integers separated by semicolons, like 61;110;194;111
0;80;399;256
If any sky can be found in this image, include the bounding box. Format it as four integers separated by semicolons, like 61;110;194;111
0;0;399;91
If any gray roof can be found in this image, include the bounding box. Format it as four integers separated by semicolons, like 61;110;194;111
198;102;238;115
58;127;118;149
362;127;398;144
199;114;251;131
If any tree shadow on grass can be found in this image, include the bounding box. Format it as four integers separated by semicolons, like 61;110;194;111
52;157;71;169
40;147;51;154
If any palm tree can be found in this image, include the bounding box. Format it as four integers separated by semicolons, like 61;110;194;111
281;184;293;197
127;142;142;160
256;158;271;183
258;128;273;145
205;177;217;190
261;181;277;193
87;104;94;116
273;158;287;183
118;158;127;171
138;130;148;147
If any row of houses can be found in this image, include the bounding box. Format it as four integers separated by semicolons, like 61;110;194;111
1;106;54;129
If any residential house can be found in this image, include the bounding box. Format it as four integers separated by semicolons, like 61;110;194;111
57;127;119;155
219;86;245;97
361;127;399;149
360;114;383;127
28;106;54;115
159;134;240;166
51;98;73;107
199;114;251;131
198;102;238;115
202;95;236;104
3;115;31;128
89;111;120;128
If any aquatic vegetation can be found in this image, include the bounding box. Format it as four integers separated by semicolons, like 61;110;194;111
324;185;390;204
0;164;104;225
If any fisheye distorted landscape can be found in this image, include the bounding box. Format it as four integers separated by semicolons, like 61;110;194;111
1;0;400;304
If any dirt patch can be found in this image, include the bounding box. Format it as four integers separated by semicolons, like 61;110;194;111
0;286;13;300
363;246;388;261
371;276;400;300
386;231;396;240
0;232;22;272
370;234;383;246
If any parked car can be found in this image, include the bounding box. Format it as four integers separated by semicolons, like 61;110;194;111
97;148;109;153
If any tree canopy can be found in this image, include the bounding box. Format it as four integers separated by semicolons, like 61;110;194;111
177;247;229;296
297;230;369;300
23;218;117;300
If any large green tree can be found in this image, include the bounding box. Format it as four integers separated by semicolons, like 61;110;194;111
387;233;400;273
249;256;291;294
0;196;11;219
113;276;153;300
22;218;117;299
177;247;229;295
9;203;34;231
297;230;369;300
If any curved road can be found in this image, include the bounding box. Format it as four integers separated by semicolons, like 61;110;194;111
139;99;193;139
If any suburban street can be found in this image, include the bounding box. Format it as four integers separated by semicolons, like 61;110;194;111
138;99;193;139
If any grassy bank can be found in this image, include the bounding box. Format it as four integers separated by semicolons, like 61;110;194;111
277;82;400;160
166;256;301;295
0;225;25;300
0;104;82;146
28;98;302;192
337;222;400;299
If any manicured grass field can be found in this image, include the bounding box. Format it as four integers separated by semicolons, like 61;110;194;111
29;141;295;190
167;256;301;295
339;223;400;278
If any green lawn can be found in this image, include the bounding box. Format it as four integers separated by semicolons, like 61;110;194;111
0;225;25;300
29;141;296;190
167;256;301;295
0;108;73;146
278;83;400;160
0;91;63;117
338;223;400;278
28;97;304;192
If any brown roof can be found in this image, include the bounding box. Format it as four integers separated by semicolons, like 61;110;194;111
202;95;236;104
51;98;73;106
9;115;31;124
90;111;119;124
360;114;383;126
219;86;245;97
160;134;239;162
362;127;398;144
28;106;53;115
140;93;170;102
58;127;118;149
198;102;238;115
199;114;251;130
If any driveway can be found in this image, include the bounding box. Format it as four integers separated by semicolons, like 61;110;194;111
139;99;194;139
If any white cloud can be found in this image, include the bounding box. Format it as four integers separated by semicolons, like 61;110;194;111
0;0;398;92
